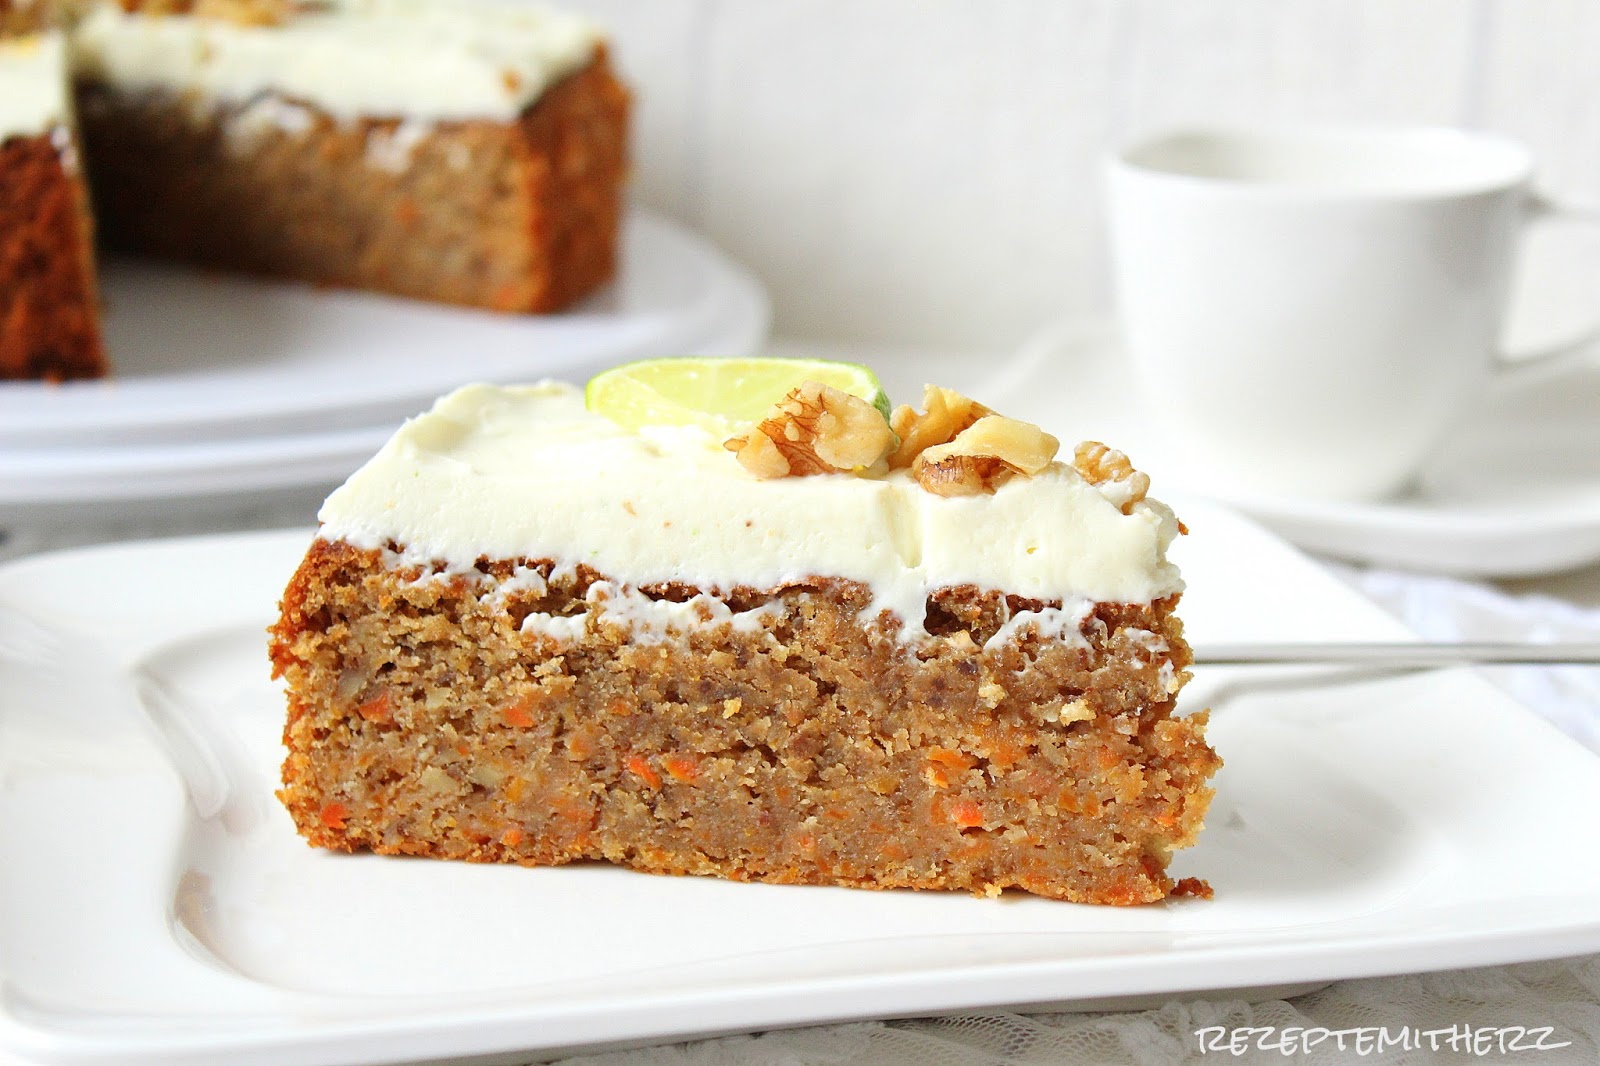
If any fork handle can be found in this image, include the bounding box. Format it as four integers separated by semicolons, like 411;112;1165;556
1191;642;1600;666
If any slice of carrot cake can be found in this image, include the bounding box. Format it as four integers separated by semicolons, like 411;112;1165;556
270;365;1219;904
0;7;105;380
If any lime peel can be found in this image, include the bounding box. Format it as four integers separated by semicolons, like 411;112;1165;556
586;357;890;436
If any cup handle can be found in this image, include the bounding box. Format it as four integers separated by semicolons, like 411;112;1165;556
1494;193;1600;381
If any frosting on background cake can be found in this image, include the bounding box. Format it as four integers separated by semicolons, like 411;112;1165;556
0;31;69;138
72;0;602;122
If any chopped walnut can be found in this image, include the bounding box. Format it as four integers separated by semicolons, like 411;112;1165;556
1044;698;1094;724
977;680;1007;708
724;381;895;479
913;453;1007;497
887;385;992;469
913;415;1061;497
1073;441;1150;514
417;766;462;797
725;427;789;478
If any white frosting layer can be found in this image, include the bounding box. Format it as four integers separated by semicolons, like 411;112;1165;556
317;383;1184;636
0;31;69;141
71;0;602;122
521;582;786;645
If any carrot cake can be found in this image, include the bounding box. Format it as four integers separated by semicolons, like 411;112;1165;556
0;7;106;381
1;0;629;380
270;372;1219;904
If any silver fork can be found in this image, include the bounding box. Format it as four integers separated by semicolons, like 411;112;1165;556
1193;642;1600;666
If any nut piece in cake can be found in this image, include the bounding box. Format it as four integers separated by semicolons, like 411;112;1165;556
888;384;992;468
1073;440;1151;514
913;415;1060;497
725;381;895;478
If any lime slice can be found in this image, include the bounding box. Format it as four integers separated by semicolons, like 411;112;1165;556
585;357;891;435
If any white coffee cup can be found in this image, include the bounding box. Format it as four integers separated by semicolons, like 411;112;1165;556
1106;125;1599;502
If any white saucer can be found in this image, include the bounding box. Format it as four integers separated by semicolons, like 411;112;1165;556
995;320;1600;577
0;210;769;448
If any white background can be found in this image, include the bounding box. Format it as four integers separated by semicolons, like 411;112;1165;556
562;0;1600;354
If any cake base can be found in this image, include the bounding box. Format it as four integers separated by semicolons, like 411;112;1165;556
272;539;1219;905
77;52;628;313
0;129;105;381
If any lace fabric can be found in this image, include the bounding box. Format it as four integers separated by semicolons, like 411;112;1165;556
550;956;1600;1065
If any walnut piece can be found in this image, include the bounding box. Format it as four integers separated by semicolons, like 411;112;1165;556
913;415;1061;497
724;381;895;479
1073;440;1150;514
915;453;1013;497
888;385;992;469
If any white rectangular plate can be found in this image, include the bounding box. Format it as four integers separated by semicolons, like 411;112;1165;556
3;503;1600;1065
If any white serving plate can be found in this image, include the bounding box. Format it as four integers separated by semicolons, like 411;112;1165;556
998;320;1600;577
0;211;769;448
3;505;1600;1065
0;425;394;506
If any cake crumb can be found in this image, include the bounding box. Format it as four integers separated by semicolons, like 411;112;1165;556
1170;877;1214;900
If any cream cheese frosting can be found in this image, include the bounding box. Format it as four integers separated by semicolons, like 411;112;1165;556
70;0;602;123
317;383;1185;636
0;31;69;141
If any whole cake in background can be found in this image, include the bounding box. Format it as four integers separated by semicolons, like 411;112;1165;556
270;359;1221;905
0;0;630;381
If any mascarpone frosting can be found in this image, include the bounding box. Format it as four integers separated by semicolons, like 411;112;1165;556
0;31;69;141
317;383;1185;635
71;0;602;123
